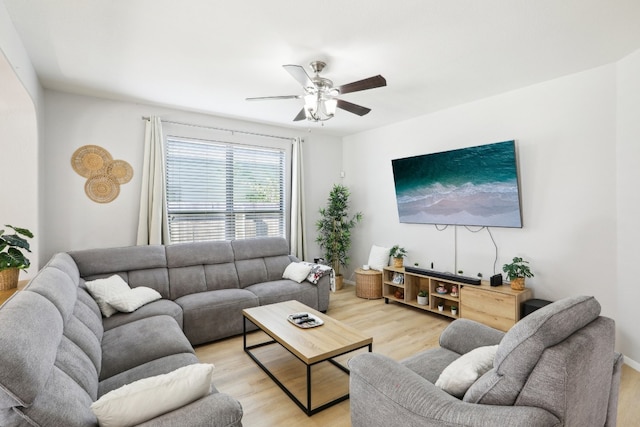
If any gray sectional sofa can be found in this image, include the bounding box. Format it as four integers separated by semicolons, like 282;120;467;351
0;237;329;426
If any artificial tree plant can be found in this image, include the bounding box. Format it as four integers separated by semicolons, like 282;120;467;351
315;184;362;288
0;225;34;290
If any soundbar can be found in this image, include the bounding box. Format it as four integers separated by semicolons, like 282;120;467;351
404;266;482;285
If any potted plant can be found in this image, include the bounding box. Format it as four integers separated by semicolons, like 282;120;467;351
315;184;363;290
389;245;408;268
0;225;34;290
417;289;428;305
451;305;458;316
502;256;534;290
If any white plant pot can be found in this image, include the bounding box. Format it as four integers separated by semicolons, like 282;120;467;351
451;308;458;316
417;296;428;305
438;305;444;312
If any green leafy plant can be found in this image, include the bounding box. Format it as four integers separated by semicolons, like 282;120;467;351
502;256;534;280
315;184;363;277
389;245;408;259
418;289;428;297
0;225;34;271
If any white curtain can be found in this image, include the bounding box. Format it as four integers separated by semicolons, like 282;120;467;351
290;137;307;260
136;116;168;245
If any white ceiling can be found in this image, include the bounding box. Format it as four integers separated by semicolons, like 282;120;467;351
4;0;640;137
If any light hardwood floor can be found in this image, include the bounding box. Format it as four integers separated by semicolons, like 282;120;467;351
195;285;640;426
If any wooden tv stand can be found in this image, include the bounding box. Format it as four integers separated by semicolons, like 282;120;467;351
382;266;532;332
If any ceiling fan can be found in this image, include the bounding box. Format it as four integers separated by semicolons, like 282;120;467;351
246;61;386;122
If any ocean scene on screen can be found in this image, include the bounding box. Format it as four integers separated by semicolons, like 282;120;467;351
391;141;522;228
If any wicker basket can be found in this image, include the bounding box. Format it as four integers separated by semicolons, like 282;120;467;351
392;257;404;268
355;269;382;299
0;268;19;291
510;277;525;290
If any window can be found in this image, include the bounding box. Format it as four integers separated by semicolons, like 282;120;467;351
165;135;287;243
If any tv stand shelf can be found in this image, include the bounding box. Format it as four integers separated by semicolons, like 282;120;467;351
382;266;532;331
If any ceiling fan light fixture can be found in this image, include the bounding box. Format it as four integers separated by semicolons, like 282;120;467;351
323;98;337;117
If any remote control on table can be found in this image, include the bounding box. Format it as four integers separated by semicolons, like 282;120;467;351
291;313;308;320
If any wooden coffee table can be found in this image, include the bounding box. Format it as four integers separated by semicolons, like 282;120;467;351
242;300;373;416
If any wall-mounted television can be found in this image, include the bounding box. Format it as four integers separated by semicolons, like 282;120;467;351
391;140;523;228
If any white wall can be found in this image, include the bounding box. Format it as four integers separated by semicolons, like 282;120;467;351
0;2;43;279
616;49;640;370
42;90;342;263
343;64;628;353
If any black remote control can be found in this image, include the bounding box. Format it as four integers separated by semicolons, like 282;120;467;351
291;313;308;320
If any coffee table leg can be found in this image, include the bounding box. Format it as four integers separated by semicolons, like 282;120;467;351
307;364;312;415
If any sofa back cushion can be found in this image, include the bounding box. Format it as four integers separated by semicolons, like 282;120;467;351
70;245;170;298
464;295;602;405
232;237;292;287
166;241;239;299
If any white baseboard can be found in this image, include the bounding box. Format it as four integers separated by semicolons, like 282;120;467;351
624;355;640;372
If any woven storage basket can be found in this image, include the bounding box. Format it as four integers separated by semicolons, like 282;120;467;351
0;268;19;291
355;269;382;299
510;277;526;290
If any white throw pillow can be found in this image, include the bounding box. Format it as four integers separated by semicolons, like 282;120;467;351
85;275;131;318
367;245;390;271
435;345;498;397
282;262;313;283
91;363;214;427
105;286;162;313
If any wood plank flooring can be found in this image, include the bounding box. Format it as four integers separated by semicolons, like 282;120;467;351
194;284;640;427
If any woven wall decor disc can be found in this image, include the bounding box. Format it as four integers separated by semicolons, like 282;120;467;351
85;175;120;203
71;145;113;178
106;159;134;184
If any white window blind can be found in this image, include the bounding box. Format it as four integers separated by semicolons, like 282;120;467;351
165;136;286;243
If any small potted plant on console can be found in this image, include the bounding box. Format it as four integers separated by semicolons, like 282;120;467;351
417;289;428;305
502;256;534;290
389;245;408;268
0;225;34;290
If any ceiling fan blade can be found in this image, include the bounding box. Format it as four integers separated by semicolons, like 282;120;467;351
246;95;301;101
338;75;386;95
283;64;315;89
293;108;307;121
337;99;371;116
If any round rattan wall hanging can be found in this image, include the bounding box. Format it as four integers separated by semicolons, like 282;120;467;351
71;145;133;203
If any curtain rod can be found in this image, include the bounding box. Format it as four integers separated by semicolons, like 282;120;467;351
141;116;295;142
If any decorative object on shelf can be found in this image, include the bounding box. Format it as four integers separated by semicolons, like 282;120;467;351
315;184;363;291
436;285;447;294
437;302;444;312
0;225;33;290
71;145;134;203
389;245;408;268
417;290;428;305
451;285;458;297
502;256;534;290
451;305;458;316
394;289;404;299
392;272;404;285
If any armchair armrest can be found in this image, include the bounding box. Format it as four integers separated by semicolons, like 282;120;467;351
439;318;505;355
348;353;559;427
137;392;243;427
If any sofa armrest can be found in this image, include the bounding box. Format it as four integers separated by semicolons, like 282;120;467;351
137;392;243;427
439;318;505;355
349;353;559;427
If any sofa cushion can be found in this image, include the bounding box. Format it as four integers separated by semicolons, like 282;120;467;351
102;299;184;331
464;295;601;405
98;353;200;396
85;274;132;317
282;262;313;283
244;280;318;309
100;315;195;381
176;289;259;345
435;345;498;397
70;245;167;277
91;363;214;427
0;292;63;408
106;286;162;312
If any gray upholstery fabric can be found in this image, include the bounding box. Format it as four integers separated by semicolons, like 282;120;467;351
100;315;194;380
231;236;289;260
244;279;318;309
69;245;167;276
349;295;621;427
349;353;560;427
464;295;601;405
166;240;235;266
137;392;243;427
98;353;200;396
101;299;184;331
176;288;259;345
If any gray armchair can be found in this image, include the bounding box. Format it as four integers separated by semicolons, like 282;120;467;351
349;295;623;427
